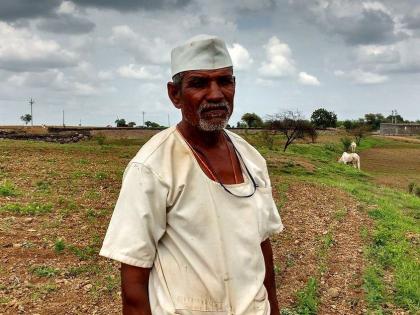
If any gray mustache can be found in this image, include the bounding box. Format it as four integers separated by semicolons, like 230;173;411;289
198;102;230;114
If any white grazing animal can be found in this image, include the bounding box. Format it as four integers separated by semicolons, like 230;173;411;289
338;152;360;170
350;141;357;153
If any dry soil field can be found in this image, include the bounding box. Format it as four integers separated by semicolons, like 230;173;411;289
0;133;419;314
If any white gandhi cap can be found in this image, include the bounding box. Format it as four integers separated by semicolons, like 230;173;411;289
171;34;233;77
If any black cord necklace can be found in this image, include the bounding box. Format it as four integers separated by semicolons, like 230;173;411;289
188;131;259;198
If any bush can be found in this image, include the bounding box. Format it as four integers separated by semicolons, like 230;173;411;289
260;130;275;150
340;137;352;152
95;135;106;145
408;182;415;194
0;181;18;197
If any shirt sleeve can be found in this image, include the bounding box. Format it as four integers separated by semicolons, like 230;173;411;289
261;190;284;242
99;162;167;268
260;165;284;242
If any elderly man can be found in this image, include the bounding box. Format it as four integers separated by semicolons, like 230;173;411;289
100;35;284;315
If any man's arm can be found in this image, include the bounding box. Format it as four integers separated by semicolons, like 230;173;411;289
261;238;280;315
121;263;152;315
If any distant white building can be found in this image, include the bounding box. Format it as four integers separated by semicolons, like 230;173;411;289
380;123;420;135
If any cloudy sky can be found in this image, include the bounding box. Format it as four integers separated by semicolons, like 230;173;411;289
0;0;419;126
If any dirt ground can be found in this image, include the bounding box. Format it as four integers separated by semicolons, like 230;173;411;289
0;138;383;314
359;144;420;190
271;182;372;314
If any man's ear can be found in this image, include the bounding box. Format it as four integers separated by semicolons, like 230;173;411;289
167;82;182;109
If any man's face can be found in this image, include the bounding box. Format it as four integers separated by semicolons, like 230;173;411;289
177;67;235;131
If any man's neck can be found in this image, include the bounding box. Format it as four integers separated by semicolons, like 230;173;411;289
177;120;225;149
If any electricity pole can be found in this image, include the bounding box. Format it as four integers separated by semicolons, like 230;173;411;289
63;110;65;127
29;98;35;126
142;111;145;126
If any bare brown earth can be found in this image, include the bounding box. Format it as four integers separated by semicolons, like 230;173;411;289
271;182;372;314
359;145;420;190
1;139;371;314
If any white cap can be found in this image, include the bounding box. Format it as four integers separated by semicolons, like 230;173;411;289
170;34;233;77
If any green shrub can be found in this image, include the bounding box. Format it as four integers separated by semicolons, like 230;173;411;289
30;265;60;277
340;137;352;152
95;135;106;145
0;181;18;197
54;238;66;253
296;277;318;315
408;182;415;194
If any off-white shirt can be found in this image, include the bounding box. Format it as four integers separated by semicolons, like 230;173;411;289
100;127;283;315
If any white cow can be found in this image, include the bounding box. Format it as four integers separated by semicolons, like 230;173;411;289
338;152;360;170
350;141;357;153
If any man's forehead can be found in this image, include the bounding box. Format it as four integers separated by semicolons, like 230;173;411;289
181;67;233;79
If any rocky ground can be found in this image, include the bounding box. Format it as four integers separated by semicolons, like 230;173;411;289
0;138;381;314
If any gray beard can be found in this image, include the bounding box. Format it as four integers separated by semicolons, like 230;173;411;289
197;102;232;131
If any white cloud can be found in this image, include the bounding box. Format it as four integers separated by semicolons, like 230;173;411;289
258;36;296;78
111;25;137;40
57;1;77;14
0;22;77;72
110;25;170;64
354;44;400;64
117;64;162;80
7;69;99;95
255;78;275;87
362;2;392;15
334;69;388;84
298;72;321;86
98;70;114;80
227;43;253;70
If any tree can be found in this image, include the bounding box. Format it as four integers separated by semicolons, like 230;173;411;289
127;122;136;127
241;113;263;128
311;108;337;129
20;114;32;125
364;113;385;130
349;125;369;145
115;118;127;127
385;114;404;124
145;121;160;128
236;121;247;128
266;110;317;151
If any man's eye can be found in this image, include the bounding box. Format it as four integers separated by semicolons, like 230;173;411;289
218;77;234;86
187;78;208;88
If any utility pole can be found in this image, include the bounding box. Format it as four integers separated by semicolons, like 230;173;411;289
29;98;35;126
142;111;145;126
62;110;65;127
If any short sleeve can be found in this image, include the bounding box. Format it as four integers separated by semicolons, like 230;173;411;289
260;166;284;241
261;191;284;241
99;162;167;268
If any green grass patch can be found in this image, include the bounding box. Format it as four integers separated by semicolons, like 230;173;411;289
68;245;97;260
30;265;60;277
247;133;419;313
36;180;51;192
0;180;18;196
65;264;101;278
295;277;319;315
54;238;66;253
0;202;52;215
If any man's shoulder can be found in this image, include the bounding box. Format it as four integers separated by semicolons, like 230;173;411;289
131;127;177;165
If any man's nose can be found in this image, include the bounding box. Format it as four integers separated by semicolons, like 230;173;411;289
206;80;224;102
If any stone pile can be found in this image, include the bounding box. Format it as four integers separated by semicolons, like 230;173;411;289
0;130;90;143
